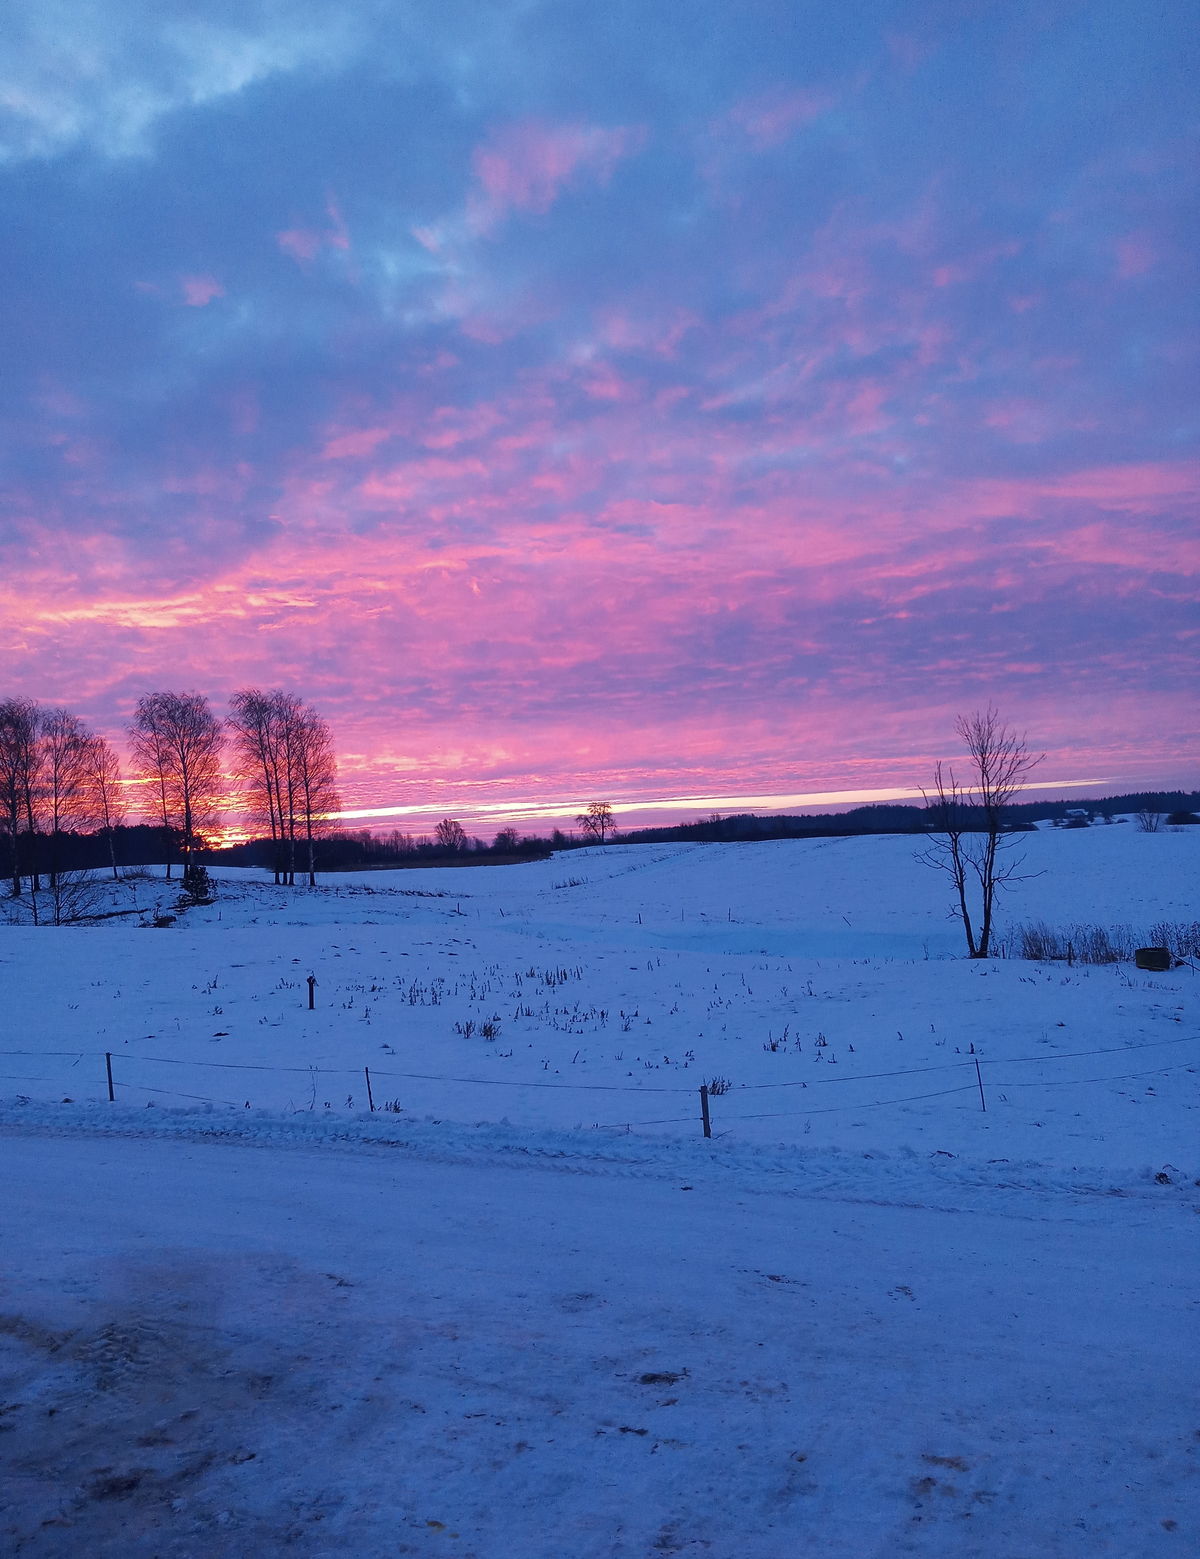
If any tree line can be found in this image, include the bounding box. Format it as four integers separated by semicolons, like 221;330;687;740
0;689;340;917
0;700;125;922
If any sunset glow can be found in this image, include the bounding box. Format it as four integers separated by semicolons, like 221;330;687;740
2;3;1195;830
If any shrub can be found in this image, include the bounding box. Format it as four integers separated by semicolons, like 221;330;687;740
181;864;214;903
1000;919;1199;964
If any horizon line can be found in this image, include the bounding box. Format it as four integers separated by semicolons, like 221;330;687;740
332;776;1116;827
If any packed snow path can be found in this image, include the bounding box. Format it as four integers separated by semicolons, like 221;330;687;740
2;1123;1197;1557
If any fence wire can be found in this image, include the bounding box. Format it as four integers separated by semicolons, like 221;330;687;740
1;1028;1196;1129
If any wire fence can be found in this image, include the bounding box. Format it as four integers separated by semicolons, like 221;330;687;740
1;1026;1197;1137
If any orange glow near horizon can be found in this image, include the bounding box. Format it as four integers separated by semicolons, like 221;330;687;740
5;448;1195;823
328;775;1118;834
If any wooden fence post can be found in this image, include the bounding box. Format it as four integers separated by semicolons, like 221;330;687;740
105;1052;115;1102
699;1084;712;1138
364;1066;375;1113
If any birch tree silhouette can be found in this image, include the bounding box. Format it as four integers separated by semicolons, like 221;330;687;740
229;689;339;884
0;697;41;898
81;733;125;880
130;692;223;876
39;709;91;908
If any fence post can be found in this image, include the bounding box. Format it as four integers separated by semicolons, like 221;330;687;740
105;1052;115;1103
699;1084;712;1138
364;1066;375;1113
307;974;317;1010
974;1055;987;1112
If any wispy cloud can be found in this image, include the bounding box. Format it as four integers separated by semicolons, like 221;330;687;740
466;119;644;235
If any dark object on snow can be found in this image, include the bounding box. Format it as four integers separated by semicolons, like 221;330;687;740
1135;947;1172;972
181;863;214;904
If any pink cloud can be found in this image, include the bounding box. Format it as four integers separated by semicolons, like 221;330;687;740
277;198;352;265
277;228;323;262
983;399;1050;443
7;475;1193;825
886;33;938;73
180;275;224;307
1039;461;1198;510
322;427;393;460
358;454;491;504
9;318;1194;830
411;225;443;254
842;382;889;433
420;403;505;450
1116;233;1156;279
468;120;643;234
579;363;637;402
324;197;351;251
726;88;833;148
599;308;699;359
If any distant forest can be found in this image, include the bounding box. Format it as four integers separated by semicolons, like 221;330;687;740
7;790;1196;881
615;791;1200;846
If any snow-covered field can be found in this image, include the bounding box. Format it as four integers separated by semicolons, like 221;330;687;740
2;829;1198;1555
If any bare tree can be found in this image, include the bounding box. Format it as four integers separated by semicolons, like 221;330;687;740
38;714;107;916
38;709;92;896
919;759;975;952
293;705;340;886
1135;807;1161;833
576;800;615;843
129;698;176;877
917;707;1041;957
80;733;126;880
129;692;223;876
0;703;107;924
229;688;289;883
230;690;339;885
0;697;41;898
435;817;468;853
81;733;126;879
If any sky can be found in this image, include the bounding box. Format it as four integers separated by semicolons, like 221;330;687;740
1;1;1197;834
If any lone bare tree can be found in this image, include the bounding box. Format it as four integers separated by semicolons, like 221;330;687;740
129;692;223;876
917;707;1041;957
576;800;615;843
435;817;468;853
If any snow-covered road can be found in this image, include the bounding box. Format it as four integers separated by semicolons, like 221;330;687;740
3;1124;1196;1557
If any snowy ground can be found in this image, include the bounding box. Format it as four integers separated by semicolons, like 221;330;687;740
2;828;1198;1554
